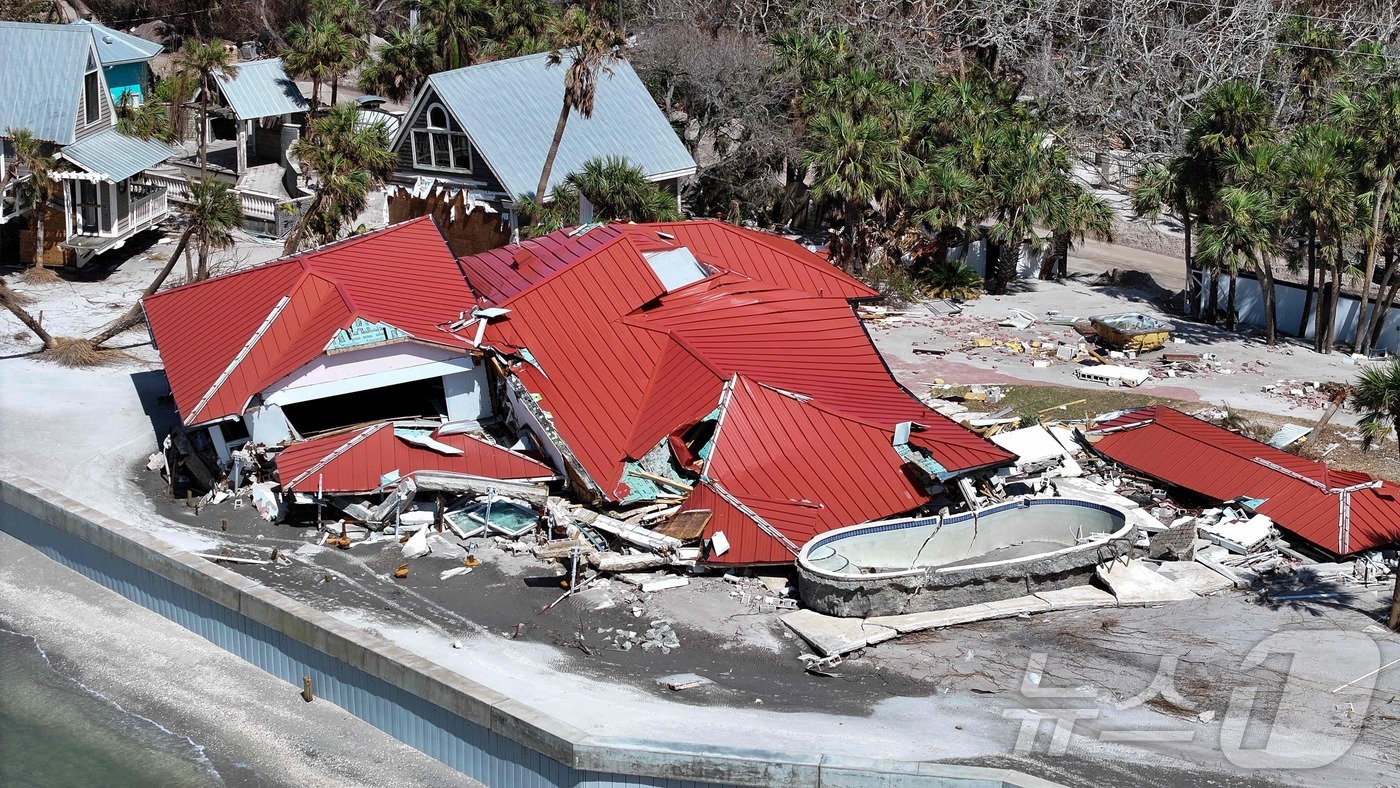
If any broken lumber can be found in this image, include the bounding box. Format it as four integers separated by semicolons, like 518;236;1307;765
574;509;682;553
412;471;549;506
588;552;670;572
627;469;693;492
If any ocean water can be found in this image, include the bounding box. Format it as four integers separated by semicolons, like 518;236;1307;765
0;626;223;787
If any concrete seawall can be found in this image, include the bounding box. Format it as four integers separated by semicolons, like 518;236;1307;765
0;476;1062;788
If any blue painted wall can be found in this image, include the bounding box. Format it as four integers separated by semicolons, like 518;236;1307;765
105;62;148;104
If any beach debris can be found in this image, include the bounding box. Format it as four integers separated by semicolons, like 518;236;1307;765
393;564;410;579
440;566;473;580
250;482;281;522
401;526;431;559
641;577;690;593
657;673;712;691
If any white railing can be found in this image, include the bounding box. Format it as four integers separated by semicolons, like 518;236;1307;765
119;186;168;234
140;171;191;204
239;189;281;221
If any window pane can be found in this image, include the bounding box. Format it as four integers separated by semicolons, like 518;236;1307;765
413;131;432;166
85;72;100;123
452;135;471;171
432;132;452;167
428;105;448;129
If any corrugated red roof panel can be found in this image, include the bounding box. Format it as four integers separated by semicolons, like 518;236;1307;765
276;421;555;493
145;217;477;426
687;376;954;564
1089;406;1400;554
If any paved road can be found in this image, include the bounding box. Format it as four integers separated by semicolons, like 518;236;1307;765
1069;237;1187;292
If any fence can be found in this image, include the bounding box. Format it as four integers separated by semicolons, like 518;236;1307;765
1196;271;1400;354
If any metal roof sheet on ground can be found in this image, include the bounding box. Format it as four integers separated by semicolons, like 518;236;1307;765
425;52;695;200
214;58;308;120
276;422;556;493
686;375;1008;565
70;19;162;65
60;127;176;181
144;217;478;427
1088;406;1400;554
0;22;96;145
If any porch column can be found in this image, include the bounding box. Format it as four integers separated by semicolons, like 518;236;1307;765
63;181;73;240
236;119;248;174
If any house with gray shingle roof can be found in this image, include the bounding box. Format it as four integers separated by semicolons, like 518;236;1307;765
1;21;175;266
388;51;695;240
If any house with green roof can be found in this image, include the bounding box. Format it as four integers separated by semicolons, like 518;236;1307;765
0;21;175;266
388;51;695;244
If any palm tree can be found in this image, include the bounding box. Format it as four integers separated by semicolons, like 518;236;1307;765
92;179;242;345
283;103;397;254
533;8;624;208
563;156;682;223
983;128;1068;294
416;0;493;71
1044;188;1115;281
0;279;56;351
284;17;341;112
173;40;239;181
115;92;174;142
10;128;57;273
802;110;900;272
1351;359;1400;453
906;159;985;268
1197;187;1281;340
1131;156;1209;315
358;27;437;103
1334;78;1400;354
1282;125;1357;345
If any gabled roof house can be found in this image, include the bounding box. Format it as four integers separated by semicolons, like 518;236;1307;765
0;21;174;266
70;19;163;105
390;52;695;234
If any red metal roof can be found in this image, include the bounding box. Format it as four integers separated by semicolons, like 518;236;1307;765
145;218;477;426
685;375;989;565
475;227;1011;505
456;220;876;305
1089;406;1400;554
276;421;556;494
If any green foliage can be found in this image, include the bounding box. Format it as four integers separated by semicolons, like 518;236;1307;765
358;26;438;102
1351;359;1400;452
286;103;397;252
115;93;173;143
565;156;681;223
921;259;983;300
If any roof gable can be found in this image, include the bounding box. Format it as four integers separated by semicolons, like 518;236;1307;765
0;22;98;145
71;19;162;66
425;52;695;199
145;218;477;425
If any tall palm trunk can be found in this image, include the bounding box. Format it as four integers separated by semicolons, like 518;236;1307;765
1205;265;1219;324
1299;230;1317;337
1225;269;1238;331
1356;175;1392;354
1253;254;1278;344
1183;213;1196;317
32;187;45;269
534;100;572;214
282;190;326;256
1367;244;1398;351
0;281;56;350
91;226;195;348
330;73;339;107
199;86;210;180
1361;243;1398;353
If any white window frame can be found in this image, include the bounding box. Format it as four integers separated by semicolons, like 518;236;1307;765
410;103;473;173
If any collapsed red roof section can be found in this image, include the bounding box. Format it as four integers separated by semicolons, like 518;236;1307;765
1089;406;1400;555
275;422;555;494
458;220;878;305
462;222;1013;563
144;217;476;426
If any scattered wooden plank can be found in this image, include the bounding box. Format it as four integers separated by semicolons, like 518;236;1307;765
652;509;712;541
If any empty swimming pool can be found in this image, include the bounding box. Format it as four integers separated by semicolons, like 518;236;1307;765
796;498;1136;617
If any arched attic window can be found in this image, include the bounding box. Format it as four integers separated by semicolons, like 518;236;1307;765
413;103;472;172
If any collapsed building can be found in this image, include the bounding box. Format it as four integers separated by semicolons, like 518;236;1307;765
143;217;1014;564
